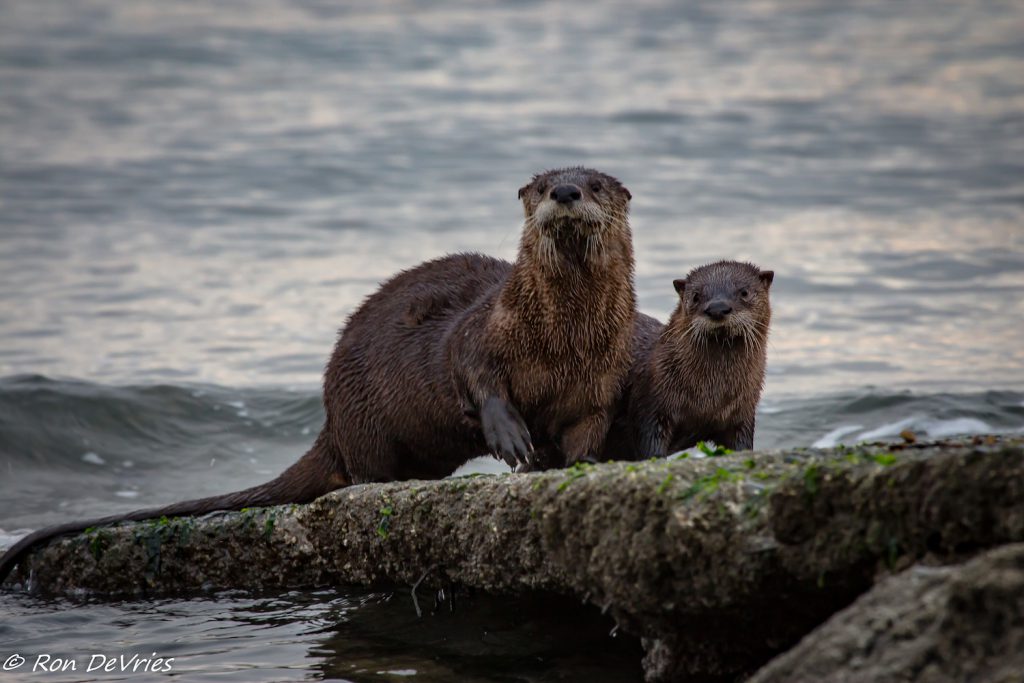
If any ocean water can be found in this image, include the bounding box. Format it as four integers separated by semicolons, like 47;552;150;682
1;0;1023;680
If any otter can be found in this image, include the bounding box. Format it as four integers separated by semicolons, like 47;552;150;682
601;260;773;460
0;167;636;583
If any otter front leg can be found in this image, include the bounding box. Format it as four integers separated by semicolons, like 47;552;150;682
636;416;670;459
733;413;757;450
449;333;534;469
721;415;756;451
560;412;613;466
480;396;533;469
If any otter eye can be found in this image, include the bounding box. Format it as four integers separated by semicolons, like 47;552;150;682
535;185;545;196
740;288;750;300
691;293;700;304
590;182;602;193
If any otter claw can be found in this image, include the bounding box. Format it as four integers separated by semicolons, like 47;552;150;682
481;396;533;468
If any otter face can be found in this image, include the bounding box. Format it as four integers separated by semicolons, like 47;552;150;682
517;167;631;236
673;261;773;341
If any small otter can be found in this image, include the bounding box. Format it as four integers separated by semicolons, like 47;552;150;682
0;167;635;582
602;260;773;459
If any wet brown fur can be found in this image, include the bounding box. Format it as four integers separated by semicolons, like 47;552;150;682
602;260;772;459
0;167;635;582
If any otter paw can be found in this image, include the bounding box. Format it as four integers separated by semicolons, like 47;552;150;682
481;396;533;469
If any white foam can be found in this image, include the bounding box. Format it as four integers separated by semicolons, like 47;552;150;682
451;456;507;476
115;490;139;498
858;415;995;442
81;452;106;466
923;417;992;438
858;416;920;441
812;424;864;448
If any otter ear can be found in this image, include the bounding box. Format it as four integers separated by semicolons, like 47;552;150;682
759;270;774;288
622;185;632;201
517;184;530;200
672;278;686;294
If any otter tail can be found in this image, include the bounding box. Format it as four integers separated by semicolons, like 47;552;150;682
0;434;347;585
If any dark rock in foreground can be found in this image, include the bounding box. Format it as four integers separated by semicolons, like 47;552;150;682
748;542;1024;683
4;436;1023;681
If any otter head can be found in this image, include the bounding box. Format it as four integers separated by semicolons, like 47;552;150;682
673;261;773;344
518;166;631;234
517;167;631;269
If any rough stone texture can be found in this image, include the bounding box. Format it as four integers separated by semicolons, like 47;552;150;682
4;436;1023;681
748;542;1024;683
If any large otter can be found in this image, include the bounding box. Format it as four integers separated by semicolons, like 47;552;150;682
0;167;636;583
602;260;772;460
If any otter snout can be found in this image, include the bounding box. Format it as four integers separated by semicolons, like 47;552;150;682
550;185;582;205
704;300;733;321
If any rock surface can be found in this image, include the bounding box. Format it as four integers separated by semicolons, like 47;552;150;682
748;542;1024;683
4;436;1023;681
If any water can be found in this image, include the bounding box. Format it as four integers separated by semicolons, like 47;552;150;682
1;0;1022;680
0;588;640;682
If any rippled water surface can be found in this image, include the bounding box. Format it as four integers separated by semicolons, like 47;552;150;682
1;589;641;682
1;0;1023;680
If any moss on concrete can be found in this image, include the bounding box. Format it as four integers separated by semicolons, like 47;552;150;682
4;436;1023;681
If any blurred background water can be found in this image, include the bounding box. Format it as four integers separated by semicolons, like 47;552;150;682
1;1;1023;680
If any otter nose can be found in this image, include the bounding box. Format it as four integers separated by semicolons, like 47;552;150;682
550;185;582;205
704;301;732;321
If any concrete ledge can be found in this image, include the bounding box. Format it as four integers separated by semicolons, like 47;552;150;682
6;436;1023;680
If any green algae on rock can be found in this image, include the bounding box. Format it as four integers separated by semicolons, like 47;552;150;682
4;436;1023;681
